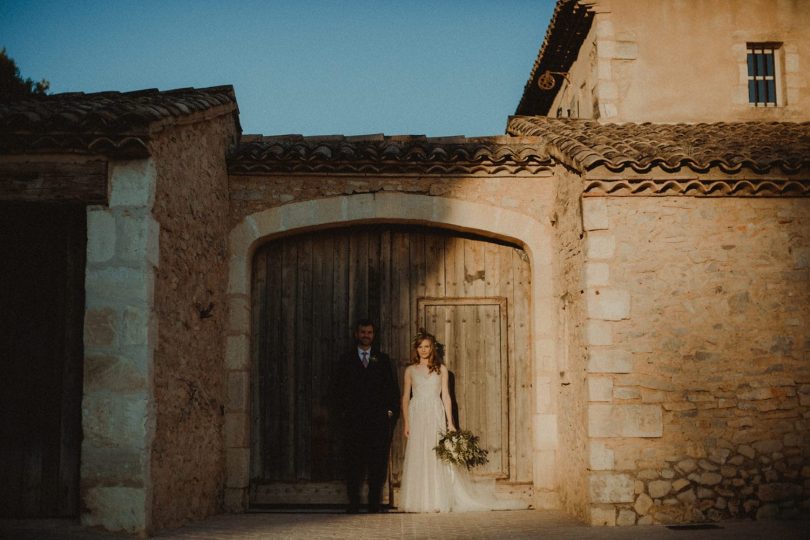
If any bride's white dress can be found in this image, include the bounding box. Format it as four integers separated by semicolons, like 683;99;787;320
398;369;527;512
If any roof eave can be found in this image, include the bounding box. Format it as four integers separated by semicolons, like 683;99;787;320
515;0;596;117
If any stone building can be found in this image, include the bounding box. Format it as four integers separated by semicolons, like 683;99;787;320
1;0;808;535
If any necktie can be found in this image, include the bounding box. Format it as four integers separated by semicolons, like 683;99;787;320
362;351;369;368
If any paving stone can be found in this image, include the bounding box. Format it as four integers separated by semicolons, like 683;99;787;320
0;511;800;540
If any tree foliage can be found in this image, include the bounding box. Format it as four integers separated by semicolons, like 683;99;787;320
1;48;50;100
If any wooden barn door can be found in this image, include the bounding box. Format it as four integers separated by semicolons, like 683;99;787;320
0;203;85;517
250;225;532;507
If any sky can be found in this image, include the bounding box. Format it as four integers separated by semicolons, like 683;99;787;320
0;0;555;137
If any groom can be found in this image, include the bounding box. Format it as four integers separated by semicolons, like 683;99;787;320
336;319;400;513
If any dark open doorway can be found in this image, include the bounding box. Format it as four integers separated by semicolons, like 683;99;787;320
0;203;85;517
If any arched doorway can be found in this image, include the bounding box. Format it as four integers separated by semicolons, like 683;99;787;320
248;224;533;506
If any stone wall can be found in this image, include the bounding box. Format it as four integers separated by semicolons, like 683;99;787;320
229;173;553;228
148;116;237;530
82;159;159;534
550;0;810;122
552;168;590;519
582;195;810;525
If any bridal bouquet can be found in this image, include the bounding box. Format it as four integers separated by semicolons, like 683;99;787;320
434;430;489;470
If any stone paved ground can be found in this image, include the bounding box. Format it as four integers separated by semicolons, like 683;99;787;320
2;511;808;540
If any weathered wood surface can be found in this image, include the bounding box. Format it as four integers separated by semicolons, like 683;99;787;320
0;160;107;203
0;203;85;517
419;298;510;478
250;225;532;503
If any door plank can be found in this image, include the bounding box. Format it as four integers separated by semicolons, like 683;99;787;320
280;241;298;480
463;239;486;297
295;237;314;479
512;248;533;482
250;249;268;478
311;235;333;480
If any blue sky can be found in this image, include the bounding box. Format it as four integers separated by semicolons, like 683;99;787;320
1;0;554;136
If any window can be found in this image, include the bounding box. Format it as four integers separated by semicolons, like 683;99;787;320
747;43;781;106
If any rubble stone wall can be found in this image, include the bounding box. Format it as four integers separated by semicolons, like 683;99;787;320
148;116;237;530
582;195;810;525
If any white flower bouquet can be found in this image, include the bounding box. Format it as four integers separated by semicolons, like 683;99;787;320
433;429;489;470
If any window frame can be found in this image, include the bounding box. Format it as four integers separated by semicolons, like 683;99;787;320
746;42;784;107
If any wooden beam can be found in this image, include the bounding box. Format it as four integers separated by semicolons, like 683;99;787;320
0;160;108;204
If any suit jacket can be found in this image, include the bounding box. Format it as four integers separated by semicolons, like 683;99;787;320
336;347;400;434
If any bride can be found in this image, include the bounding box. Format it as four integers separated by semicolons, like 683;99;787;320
398;330;528;513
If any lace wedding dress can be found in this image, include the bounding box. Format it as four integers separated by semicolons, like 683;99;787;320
398;369;528;512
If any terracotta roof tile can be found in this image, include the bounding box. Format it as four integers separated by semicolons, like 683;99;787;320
507;117;810;175
0;86;239;158
228;134;551;176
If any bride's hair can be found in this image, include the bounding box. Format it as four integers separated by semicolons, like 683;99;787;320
410;329;441;374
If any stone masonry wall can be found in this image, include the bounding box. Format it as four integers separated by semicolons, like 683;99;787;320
229;173;553;229
148;116;237;530
552;168;589;519
82;159;159;534
583;195;810;525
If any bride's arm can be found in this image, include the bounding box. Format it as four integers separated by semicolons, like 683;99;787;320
440;365;456;431
401;366;412;438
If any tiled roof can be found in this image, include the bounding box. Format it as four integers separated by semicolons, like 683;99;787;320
515;0;595;116
0;86;239;158
229;134;552;176
507;117;810;175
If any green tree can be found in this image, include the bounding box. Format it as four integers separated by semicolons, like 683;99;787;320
1;48;49;99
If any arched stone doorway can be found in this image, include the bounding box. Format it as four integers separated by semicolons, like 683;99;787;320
248;224;534;505
224;193;558;511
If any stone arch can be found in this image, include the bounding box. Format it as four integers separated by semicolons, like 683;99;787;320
223;192;559;510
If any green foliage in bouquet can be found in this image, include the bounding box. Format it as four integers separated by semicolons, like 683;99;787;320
433;429;489;470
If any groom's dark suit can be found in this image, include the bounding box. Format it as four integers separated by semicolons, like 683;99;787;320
336;346;400;512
